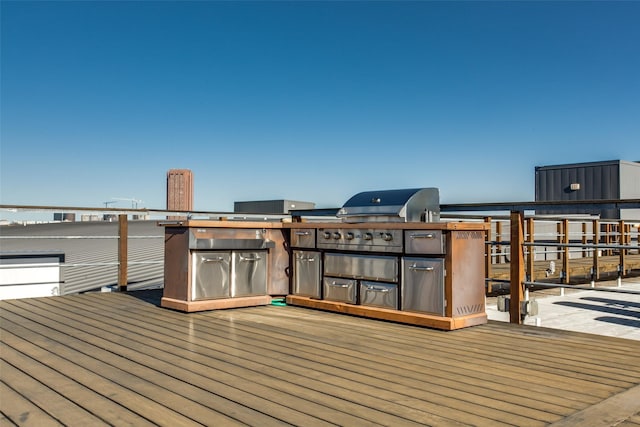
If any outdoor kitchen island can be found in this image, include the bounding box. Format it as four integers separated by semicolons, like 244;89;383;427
160;220;488;330
160;221;289;313
160;188;489;330
286;221;489;330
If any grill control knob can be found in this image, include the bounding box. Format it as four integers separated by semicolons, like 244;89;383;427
345;232;354;240
383;233;393;241
323;231;332;239
332;232;342;240
363;232;373;240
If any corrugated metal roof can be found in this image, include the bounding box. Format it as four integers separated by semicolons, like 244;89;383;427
535;159;639;171
0;220;164;294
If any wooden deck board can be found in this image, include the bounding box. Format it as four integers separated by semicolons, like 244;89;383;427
1;300;329;427
2;290;640;426
79;295;574;422
18;295;475;426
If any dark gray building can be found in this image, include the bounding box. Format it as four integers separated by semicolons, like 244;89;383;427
234;199;315;215
535;160;640;219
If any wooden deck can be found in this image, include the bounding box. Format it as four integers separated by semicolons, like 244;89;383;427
1;290;640;426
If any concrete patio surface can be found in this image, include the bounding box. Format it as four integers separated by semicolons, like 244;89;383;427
487;278;640;341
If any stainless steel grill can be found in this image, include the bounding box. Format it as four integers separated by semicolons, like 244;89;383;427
293;188;443;311
318;188;439;253
337;188;439;223
287;187;486;328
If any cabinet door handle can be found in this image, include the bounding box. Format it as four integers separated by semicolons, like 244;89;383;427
365;285;390;293
410;233;436;239
239;255;262;262
328;281;350;288
409;264;435;272
295;231;312;236
203;257;225;263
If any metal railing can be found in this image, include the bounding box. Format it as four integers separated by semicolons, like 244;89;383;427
0;207;291;294
464;210;640;323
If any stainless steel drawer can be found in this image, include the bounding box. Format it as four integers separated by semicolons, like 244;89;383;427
291;229;316;248
360;281;398;310
402;257;445;315
293;251;321;298
324;253;398;282
404;230;444;254
323;277;357;304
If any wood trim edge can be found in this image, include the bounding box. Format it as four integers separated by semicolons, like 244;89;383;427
161;295;271;312
285;296;487;330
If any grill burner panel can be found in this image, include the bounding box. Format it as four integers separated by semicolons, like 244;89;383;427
317;228;403;253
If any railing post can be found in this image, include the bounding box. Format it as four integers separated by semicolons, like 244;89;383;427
592;219;600;283
556;221;562;275
526;217;535;282
496;221;503;264
510;210;525;324
118;214;128;292
562;218;569;284
484;216;493;293
619;220;626;281
582;222;588;258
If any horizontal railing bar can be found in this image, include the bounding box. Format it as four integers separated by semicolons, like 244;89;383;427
486;240;639;250
523;281;640;295
60;261;164;267
0;235;163;239
487;278;640;295
61;262;118;267
523;242;639;250
441;198;640;212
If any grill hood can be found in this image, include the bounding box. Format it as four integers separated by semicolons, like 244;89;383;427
337;188;440;223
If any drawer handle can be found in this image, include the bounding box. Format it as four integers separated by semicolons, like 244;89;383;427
410;233;436;239
203;257;226;263
365;286;390;293
296;255;316;262
295;231;312;236
239;255;262;262
328;281;350;288
409;264;435;272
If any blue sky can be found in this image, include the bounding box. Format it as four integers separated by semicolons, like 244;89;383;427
1;1;638;217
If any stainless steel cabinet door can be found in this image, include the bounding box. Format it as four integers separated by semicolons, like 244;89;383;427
401;257;445;315
192;252;231;300
232;251;267;297
293;251;321;298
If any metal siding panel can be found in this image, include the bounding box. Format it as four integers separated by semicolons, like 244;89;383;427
538;169;548;200
534;168;542;200
560;169;568;200
611;164;620;199
620;162;640;198
576;167;586;201
585;167;594;199
554;169;564;200
603;165;612;198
